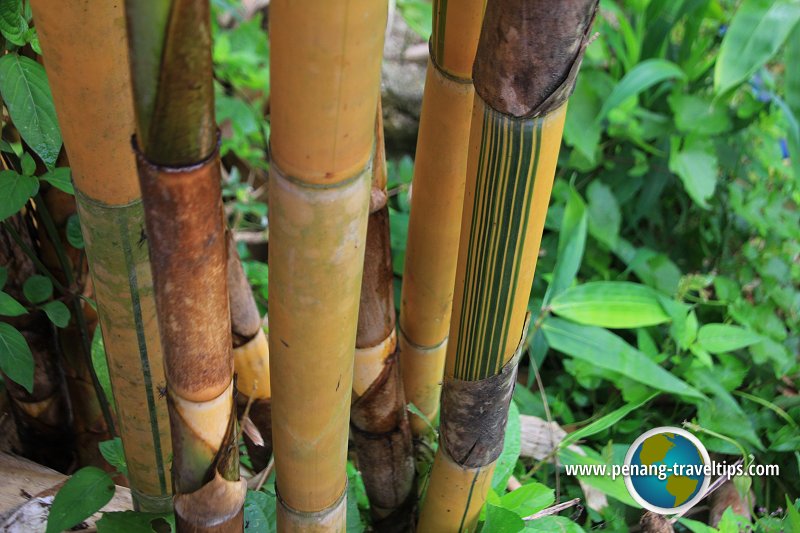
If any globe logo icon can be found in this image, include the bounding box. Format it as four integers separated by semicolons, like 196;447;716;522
624;427;711;514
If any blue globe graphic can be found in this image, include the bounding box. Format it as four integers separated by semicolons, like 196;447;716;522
628;431;706;510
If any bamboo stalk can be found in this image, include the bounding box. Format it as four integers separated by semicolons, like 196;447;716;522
125;0;244;529
398;0;484;435
268;1;386;529
417;1;598;531
0;214;75;473
30;0;173;511
351;109;415;529
228;233;272;471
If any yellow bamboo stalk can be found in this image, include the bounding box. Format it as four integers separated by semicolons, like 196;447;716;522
30;1;172;512
417;1;598;530
399;0;485;435
268;1;386;529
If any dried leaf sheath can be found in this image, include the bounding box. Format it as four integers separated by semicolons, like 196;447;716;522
268;1;386;528
30;0;172;510
399;0;484;434
418;0;598;530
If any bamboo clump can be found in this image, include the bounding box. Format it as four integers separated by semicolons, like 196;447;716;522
399;0;485;435
30;0;172;511
125;0;245;529
417;1;599;531
267;0;387;529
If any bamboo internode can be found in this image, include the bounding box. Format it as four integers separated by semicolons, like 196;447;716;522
268;0;386;528
30;0;172;511
418;0;598;530
399;0;485;434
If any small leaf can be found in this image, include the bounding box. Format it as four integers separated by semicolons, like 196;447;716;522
243;490;276;533
586;181;620;248
491;401;521;490
0;54;62;166
715;0;800;94
0;0;27;44
97;511;175;533
597;59;686;120
20;152;36;176
0;291;27;317
500;482;554;517
99;438;128;477
0;322;33;392
549;282;670;328
483;504;525;533
696;324;763;353
526;516;586;532
91;326;115;411
46;466;115;533
0;169;39;221
669;137;718;209
66;213;84;249
40;167;74;195
41;300;69;328
23;274;53;304
561;394;657;448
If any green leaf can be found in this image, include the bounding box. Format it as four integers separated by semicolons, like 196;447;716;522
0;291;27;316
0;170;39;221
669;93;732;136
40;168;74;195
669;137;718;209
0;54;62;167
41;300;69;328
0;0;27;45
397;0;433;40
561;394;657;448
564;74;603;166
66;213;84;249
525;516;585;532
491;400;521;491
585;181;620;248
96;511;175;533
0;322;33;392
714;0;800;94
786;496;800;532
597;59;686;120
545;189;587;303
46;467;115;533
91;326;115;412
549;282;670;328
99;438;128;477
542;317;704;399
20;152;36;176
500;482;554;517
244;489;276;533
677;517;719;533
559;446;638;507
23;274;52;304
483;504;525;533
696;324;762;353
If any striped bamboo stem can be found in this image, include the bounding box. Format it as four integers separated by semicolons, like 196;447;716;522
125;0;244;529
351;108;415;529
31;0;172;511
228;233;272;471
398;0;484;435
268;1;386;529
417;1;598;531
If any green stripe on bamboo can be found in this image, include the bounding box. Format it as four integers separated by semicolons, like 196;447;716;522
399;0;484;434
31;0;172;510
418;0;598;530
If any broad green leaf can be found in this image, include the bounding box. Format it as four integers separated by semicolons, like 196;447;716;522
500;482;554;517
0;170;39;221
0;322;33;392
525;516;585;532
0;0;27;45
244;490;276;533
678;517;719;533
542;317;704;399
586;181;620;248
23;274;52;304
669;137;718;209
696;324;762;353
564;74;603;166
99;437;128;477
546;189;587;303
397;0;433;40
613;240;682;295
491;401;521;491
669;93;732;135
41;300;69;328
91;326;115;411
0;291;26;316
715;0;800;94
549;282;670;328
97;511;175;533
20;152;36;176
786;496;800;532
46;467;115;533
597;59;686;120
561;394;657;448
40;167;74;195
0;54;62;166
66;213;84;249
484;504;525;533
